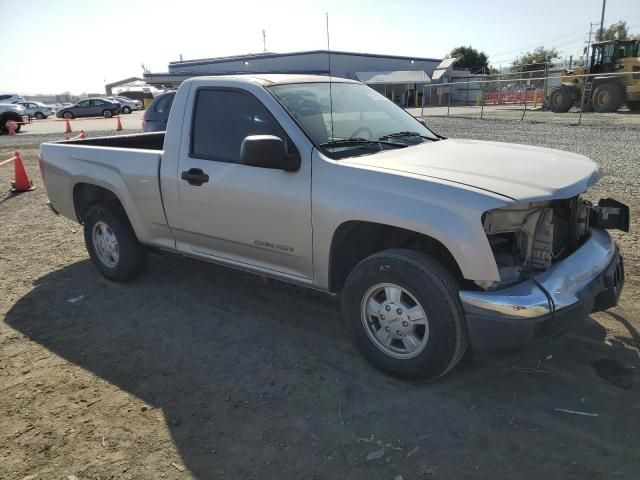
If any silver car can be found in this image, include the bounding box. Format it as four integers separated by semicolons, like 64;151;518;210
18;101;54;119
108;96;141;114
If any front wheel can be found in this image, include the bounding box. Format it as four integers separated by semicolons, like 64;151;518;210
103;109;113;118
342;249;468;380
63;111;74;119
592;83;625;113
83;204;148;282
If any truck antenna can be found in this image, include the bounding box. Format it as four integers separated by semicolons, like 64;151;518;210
326;11;334;142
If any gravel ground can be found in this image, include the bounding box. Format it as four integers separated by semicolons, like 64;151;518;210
1;121;639;480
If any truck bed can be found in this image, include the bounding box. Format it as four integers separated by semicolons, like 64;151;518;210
41;131;172;248
62;132;165;150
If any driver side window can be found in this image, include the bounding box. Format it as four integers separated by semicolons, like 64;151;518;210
190;89;287;164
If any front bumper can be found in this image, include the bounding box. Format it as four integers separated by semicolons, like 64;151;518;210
459;228;624;348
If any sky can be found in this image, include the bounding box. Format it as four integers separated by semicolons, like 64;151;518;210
0;0;638;95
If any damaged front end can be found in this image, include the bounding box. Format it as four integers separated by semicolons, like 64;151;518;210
477;196;629;290
459;193;627;349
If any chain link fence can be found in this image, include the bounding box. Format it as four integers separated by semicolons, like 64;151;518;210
411;70;640;128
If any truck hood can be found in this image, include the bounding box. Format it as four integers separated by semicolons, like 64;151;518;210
343;139;600;202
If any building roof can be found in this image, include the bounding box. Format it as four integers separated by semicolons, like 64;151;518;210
183;74;360;86
355;70;431;84
169;50;442;69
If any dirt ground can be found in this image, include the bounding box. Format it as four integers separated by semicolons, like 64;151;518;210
1;123;639;480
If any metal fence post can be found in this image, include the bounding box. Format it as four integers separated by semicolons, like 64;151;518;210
521;79;528;121
421;84;425;117
447;82;452;117
480;81;485;120
578;73;586;126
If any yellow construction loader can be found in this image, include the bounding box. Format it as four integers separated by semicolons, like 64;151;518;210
549;39;640;113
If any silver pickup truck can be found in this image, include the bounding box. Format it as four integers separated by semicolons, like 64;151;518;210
40;74;629;380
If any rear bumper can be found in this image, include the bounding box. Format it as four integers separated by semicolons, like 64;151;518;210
459;228;624;348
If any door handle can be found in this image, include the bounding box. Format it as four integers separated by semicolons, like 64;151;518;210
181;168;209;186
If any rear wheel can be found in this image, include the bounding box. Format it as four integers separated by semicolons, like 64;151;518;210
627;101;640;113
83;203;148;282
103;109;113;118
34;112;46;120
122;106;131;114
549;86;573;113
592;83;625;113
342;249;468;380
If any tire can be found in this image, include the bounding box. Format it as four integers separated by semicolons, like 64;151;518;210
63;111;74;119
627;101;640;113
1;115;22;133
549;87;573;113
103;110;113;118
592;83;625;113
83;203;148;282
122;106;131;114
342;249;468;380
34;112;45;120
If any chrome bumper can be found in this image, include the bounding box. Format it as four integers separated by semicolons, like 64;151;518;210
459;228;623;348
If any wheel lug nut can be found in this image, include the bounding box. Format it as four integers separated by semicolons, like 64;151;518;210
396;330;403;336
385;305;391;311
396;308;402;315
380;314;385;320
402;321;409;327
385;327;390;332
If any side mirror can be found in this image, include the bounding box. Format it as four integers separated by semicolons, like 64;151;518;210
240;135;300;172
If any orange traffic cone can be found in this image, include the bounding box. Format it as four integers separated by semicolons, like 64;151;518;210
11;151;35;193
65;119;72;133
7;121;16;136
115;117;123;131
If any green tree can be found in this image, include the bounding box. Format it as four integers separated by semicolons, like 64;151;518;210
448;46;490;73
512;47;560;71
596;21;639;41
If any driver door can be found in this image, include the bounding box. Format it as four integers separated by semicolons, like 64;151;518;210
174;87;313;280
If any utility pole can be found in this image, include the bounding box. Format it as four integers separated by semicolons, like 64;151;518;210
262;29;267;53
586;22;598;66
598;0;606;40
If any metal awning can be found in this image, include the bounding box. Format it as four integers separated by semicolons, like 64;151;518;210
355;70;431;84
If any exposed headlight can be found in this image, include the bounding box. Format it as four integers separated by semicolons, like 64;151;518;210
479;196;590;289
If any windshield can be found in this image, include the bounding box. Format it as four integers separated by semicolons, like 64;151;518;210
268;82;439;159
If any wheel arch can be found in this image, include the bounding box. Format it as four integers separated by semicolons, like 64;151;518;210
73;183;125;224
328;220;467;293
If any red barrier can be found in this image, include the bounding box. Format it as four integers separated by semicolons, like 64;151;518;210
484;89;545;105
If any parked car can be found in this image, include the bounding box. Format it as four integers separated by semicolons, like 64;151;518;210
108;96;141;114
142;91;175;132
17;101;54;119
0;93;25;104
0;103;28;132
56;98;121;119
40;75;628;380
